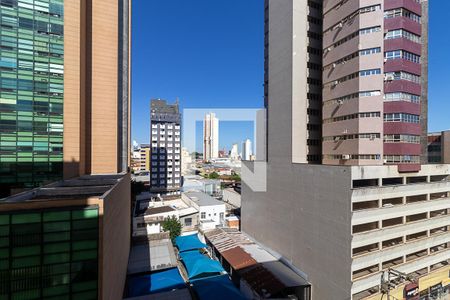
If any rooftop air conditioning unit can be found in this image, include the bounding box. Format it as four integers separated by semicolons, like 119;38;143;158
334;136;340;142
337;99;344;105
332;80;339;86
332;63;337;68
342;154;351;160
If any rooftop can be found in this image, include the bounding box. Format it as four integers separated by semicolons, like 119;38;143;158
145;206;175;215
1;173;125;203
204;228;310;296
128;232;177;274
184;191;224;207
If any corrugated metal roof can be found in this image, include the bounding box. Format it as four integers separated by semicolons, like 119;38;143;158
240;264;286;298
221;246;257;270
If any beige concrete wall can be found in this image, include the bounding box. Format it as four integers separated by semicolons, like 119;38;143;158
90;0;119;174
64;0;87;178
64;0;130;178
100;173;131;300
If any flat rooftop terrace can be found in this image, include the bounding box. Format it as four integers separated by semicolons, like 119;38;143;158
1;173;126;203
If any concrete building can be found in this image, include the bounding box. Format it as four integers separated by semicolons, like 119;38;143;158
242;139;252;161
132;198;198;236
0;174;131;300
150;99;182;197
322;0;428;168
0;0;131;197
428;131;450;164
203;113;219;161
181;147;193;175
242;1;449;299
131;144;151;172
0;1;131;299
182;191;226;231
230;143;239;160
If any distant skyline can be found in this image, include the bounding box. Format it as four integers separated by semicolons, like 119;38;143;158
132;0;450;145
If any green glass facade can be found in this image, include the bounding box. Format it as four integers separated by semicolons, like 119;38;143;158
0;206;99;300
0;0;64;196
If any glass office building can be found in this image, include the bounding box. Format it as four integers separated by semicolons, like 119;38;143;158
0;206;98;299
0;0;64;194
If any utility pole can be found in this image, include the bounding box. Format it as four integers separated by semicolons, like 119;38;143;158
380;268;417;300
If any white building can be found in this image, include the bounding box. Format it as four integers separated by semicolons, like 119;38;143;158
182;191;226;231
230;143;239;161
241;139;252;161
133;198;198;236
203;113;219;161
181;147;193;175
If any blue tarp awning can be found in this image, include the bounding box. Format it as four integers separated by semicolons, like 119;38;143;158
127;268;186;297
179;249;204;262
192;275;246;300
175;233;207;252
182;255;225;280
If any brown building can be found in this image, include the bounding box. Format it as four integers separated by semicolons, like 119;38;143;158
64;0;131;179
428;131;450;164
0;0;132;299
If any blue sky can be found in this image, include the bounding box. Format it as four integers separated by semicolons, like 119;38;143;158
132;0;450;151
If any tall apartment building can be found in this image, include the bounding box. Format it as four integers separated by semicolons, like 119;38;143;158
150;99;182;197
203;112;219;161
241;138;252;161
0;0;131;197
0;0;131;299
322;0;428;169
428;131;450;164
131;144;150;172
243;1;450;299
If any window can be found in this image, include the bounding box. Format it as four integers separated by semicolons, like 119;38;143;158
384;155;420;164
384;8;421;23
385;50;420;63
385;71;420;83
360;69;381;76
324;112;380;123
184;218;192;227
201;212;206;219
0;208;99;299
384;113;420;123
384;92;420;103
385;29;421;43
360;47;381;55
384;134;421;144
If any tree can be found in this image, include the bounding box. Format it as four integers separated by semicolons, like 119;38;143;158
208;172;220;179
230;174;241;181
162;215;182;243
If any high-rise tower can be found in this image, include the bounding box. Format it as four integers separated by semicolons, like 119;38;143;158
242;1;450;300
203;112;219;161
150;99;182;197
0;0;131;197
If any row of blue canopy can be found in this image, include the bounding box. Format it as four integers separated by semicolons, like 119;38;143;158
127;267;185;297
175;233;207;252
175;234;246;299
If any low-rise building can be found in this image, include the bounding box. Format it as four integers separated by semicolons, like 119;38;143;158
133;199;199;236
182;175;221;197
204;228;311;299
182;191;226;230
0;174;131;300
